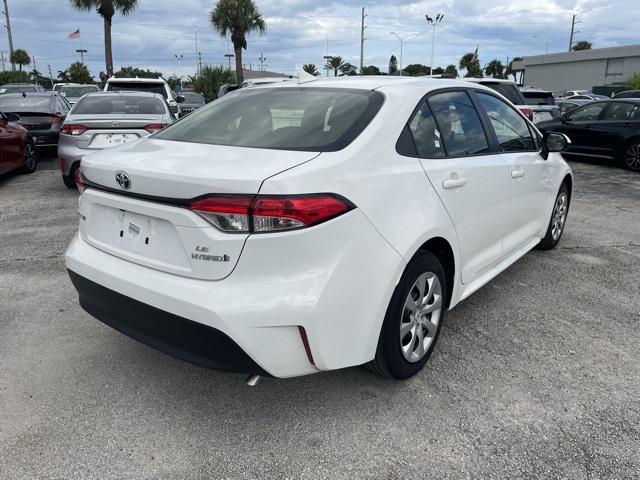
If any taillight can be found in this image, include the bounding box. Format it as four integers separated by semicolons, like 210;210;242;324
75;168;86;193
61;123;87;136
51;115;63;130
519;107;534;121
144;123;167;133
189;194;354;233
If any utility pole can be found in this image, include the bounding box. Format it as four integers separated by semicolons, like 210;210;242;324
359;7;367;74
568;14;580;52
259;52;267;71
76;49;87;64
2;0;15;71
194;25;200;76
224;53;233;70
426;13;444;74
174;54;183;87
0;50;5;71
391;32;403;76
47;64;54;89
198;51;203;75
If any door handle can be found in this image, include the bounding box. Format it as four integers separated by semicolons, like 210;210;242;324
442;177;467;189
584;124;593;129
511;169;525;179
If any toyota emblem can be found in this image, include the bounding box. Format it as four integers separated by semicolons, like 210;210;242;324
115;171;131;190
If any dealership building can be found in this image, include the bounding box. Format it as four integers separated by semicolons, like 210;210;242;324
512;44;640;94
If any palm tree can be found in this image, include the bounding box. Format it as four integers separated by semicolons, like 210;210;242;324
484;59;504;79
57;70;70;82
210;0;266;85
188;65;235;101
324;56;345;77
70;1;139;77
302;64;319;76
459;52;480;78
572;40;592;51
10;49;30;72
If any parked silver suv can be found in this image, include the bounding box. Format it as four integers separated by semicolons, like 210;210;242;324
58;91;174;188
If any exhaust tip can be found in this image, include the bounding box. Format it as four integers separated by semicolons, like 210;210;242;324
245;374;261;387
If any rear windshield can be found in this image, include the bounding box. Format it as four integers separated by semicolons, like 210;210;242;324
480;83;524;105
153;87;384;152
523;91;556;105
182;92;205;104
0;95;52;108
0;86;37;94
73;96;167;115
60;86;99;97
106;82;165;96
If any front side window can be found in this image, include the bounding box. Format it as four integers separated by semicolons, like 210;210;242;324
602;102;635;121
427;91;489;156
154;87;384;152
566;102;607;121
476;92;535;152
407;100;446;158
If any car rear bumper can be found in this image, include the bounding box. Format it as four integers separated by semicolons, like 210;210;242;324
68;269;269;375
58;140;85;176
31;129;60;146
65;206;404;378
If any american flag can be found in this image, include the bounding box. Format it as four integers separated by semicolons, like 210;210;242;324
68;29;80;40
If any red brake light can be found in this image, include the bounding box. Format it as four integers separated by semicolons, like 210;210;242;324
144;123;167;133
75;168;86;193
61;123;87;136
519;107;533;121
189;194;354;233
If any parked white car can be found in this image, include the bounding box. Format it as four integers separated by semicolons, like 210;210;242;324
103;77;182;118
66;77;573;380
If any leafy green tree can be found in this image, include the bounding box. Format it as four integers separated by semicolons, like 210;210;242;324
572;41;592;51
504;57;522;82
68;61;94;83
388;55;398;75
189;65;235;101
444;64;458;77
0;71;29;84
431;67;444;75
402;64;430;76
10;49;30;72
114;66;163;78
628;72;640;90
339;62;357;76
484;59;505;78
302;64;319;76
211;0;266;85
165;75;182;89
70;1;139;77
324;56;346;76
460;52;481;77
361;65;382;75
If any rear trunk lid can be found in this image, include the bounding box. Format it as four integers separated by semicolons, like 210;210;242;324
11;111;59;131
65;114;166;149
79;139;319;280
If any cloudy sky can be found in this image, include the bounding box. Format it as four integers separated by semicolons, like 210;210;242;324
5;0;638;80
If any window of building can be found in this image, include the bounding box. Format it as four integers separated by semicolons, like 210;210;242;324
606;58;624;76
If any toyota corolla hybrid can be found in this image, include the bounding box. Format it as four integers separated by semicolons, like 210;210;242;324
66;77;573;380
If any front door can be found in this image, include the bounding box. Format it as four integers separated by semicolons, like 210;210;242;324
561;102;609;157
409;89;511;283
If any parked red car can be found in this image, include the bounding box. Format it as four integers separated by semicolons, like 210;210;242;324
0;111;37;176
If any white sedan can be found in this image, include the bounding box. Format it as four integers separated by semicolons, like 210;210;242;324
66;77;573;380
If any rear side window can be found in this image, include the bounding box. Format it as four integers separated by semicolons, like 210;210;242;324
106;82;165;97
476;93;535;152
523;91;556;106
73;96;167;115
407;100;446;158
427;91;489;156
602;102;636;121
566;102;607;121
154;87;384;152
480;83;524;105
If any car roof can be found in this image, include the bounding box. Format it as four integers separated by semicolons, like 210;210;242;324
520;87;552;93
0;92;56;98
82;91;165;99
463;78;517;85
106;77;167;84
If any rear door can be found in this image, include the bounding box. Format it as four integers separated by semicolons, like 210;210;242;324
411;89;511;283
560;102;609;156
474;91;552;251
593;102;639;157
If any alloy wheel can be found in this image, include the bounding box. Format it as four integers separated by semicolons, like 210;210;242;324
551;192;568;241
24;143;36;170
625;143;640;171
400;272;442;363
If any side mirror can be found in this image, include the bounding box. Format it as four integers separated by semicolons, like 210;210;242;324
4;112;20;122
545;132;571;153
176;95;185;103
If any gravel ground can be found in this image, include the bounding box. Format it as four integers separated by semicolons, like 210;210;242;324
1;153;639;479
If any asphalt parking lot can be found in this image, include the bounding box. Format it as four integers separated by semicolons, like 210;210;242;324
1;152;639;479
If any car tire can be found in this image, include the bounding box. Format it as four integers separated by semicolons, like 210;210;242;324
536;182;570;250
20;139;38;174
623;140;640;171
367;250;447;380
63;163;78;189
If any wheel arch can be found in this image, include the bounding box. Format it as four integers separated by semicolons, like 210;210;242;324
562;172;573;201
415;237;455;309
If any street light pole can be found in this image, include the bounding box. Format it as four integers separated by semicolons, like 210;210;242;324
2;0;15;71
194;25;199;76
174;54;183;88
391;32;403;76
426;13;444;74
531;35;549;54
